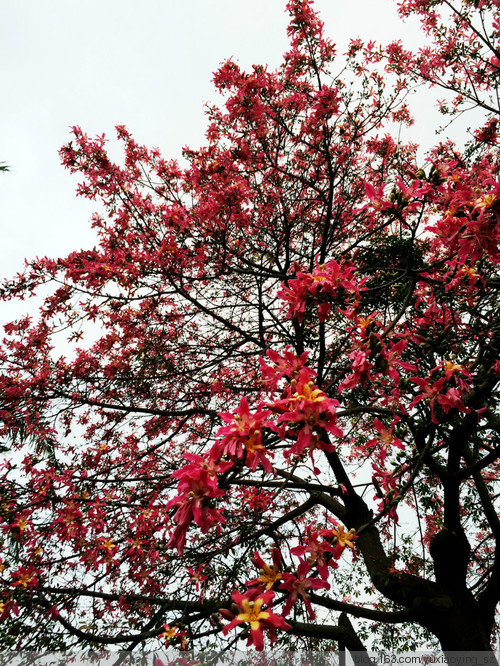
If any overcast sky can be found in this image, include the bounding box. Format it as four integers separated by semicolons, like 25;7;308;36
1;0;437;298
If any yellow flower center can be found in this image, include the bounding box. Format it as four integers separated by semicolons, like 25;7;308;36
292;381;325;405
244;431;264;452
16;573;34;588
380;430;394;444
257;565;282;590
461;265;478;277
16;518;28;531
332;525;356;549
162;625;178;641
237;598;270;631
444;360;462;373
475;194;496;209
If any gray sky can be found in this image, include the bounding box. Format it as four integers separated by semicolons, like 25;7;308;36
1;0;429;293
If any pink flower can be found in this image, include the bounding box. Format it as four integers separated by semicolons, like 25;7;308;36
187;564;208;592
437;387;469;414
280;559;329;619
410;376;469;422
290;525;335;580
372;463;399;523
173;453;232;495
212;397;273;472
259;348;313;391
277;260;361;322
277;274;312;320
409;376;446;423
364;181;394;211
166;455;231;555
273;369;342;455
366;418;404;462
339;349;373;391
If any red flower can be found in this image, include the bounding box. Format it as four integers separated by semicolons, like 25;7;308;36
321;521;357;560
161;624;188;650
11;565;40;592
246;549;282;590
222;588;291;651
0;598;19;622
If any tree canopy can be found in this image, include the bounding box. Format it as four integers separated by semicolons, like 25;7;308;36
0;0;499;656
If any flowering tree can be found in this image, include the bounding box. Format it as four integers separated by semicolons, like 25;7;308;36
0;0;499;655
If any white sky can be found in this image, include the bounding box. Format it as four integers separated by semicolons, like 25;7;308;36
0;0;435;294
